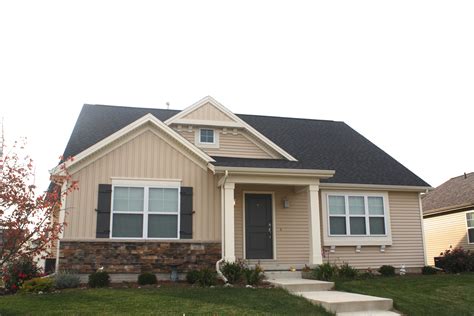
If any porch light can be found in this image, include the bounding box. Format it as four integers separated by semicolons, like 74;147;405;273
283;198;290;208
355;245;362;253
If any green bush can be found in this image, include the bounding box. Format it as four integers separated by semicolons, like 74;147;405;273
311;263;338;281
186;270;201;284
437;247;474;273
378;265;396;276
338;263;359;279
20;277;54;293
138;272;157;285
2;257;41;292
221;261;245;284
422;266;438;275
243;265;265;285
88;271;110;288
54;271;81;289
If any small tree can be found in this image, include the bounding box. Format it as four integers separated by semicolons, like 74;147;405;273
0;140;78;267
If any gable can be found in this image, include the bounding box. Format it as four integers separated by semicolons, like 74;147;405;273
182;102;235;122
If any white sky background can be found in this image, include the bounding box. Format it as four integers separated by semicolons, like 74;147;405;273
1;1;473;193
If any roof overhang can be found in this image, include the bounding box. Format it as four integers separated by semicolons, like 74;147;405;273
320;182;433;192
214;165;335;178
50;113;215;176
423;202;474;218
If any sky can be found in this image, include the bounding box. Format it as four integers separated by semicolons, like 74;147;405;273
1;0;473;193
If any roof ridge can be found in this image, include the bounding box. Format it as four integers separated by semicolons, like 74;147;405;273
83;103;180;112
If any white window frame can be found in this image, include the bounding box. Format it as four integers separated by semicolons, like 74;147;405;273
195;128;220;148
110;179;181;240
321;190;393;246
466;211;474;244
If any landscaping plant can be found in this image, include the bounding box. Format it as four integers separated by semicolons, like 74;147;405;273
338;263;359;279
88;271;110;288
311;262;338;281
185;268;217;286
138;272;157;285
1;256;41;292
54;271;81;289
243;264;265;286
421;266;438;275
186;270;201;284
221;260;245;284
20;277;54;293
437;247;474;273
378;265;396;276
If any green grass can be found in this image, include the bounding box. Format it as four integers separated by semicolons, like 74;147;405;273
0;286;331;315
336;273;474;316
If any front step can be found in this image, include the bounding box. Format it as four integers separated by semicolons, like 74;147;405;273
268;278;334;292
265;271;302;280
337;311;401;316
295;291;393;314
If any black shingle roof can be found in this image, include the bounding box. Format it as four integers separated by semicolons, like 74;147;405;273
61;104;429;187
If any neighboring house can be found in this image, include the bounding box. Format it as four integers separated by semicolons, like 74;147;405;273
50;96;430;279
423;172;474;265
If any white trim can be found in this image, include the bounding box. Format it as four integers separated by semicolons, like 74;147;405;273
171;118;242;128
215;166;335;178
320;182;432;192
195;128;220;148
465;210;474;244
165;96;298;161
242;191;277;260
50;113;215;175
321;190;393;246
109;179;181;240
418;193;428;265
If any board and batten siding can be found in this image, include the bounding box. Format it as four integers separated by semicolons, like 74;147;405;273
176;129;276;159
322;192;425;269
424;210;474;265
64;127;221;241
183;102;234;121
234;184;310;264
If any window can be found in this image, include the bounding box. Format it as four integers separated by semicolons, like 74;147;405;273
466;212;474;243
111;183;180;239
328;194;386;236
199;129;215;144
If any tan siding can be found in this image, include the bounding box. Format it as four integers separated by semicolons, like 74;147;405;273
64;127;221;241
175;129;276;159
184;102;234;121
234;184;310;264
323;192;425;269
424;211;474;265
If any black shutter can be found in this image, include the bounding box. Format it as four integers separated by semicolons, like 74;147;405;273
96;184;112;238
180;187;193;239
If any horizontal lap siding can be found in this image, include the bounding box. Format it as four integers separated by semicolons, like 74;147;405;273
234;185;309;263
324;192;425;269
424;211;474;265
64;127;220;241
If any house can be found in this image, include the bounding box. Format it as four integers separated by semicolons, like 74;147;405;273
49;96;430;279
423;172;474;265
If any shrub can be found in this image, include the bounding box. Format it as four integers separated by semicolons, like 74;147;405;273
88;271;110;288
221;261;245;284
20;277;54;293
186;270;201;284
311;263;337;281
197;268;217;287
54;272;81;289
138;272;157;285
338;263;358;279
243;264;265;286
438;247;474;273
2;257;41;292
378;265;396;276
422;266;438;275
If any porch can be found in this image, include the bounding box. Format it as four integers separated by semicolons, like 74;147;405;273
216;166;335;270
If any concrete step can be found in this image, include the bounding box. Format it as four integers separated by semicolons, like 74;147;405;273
337;311;401;316
295;291;393;314
268;278;334;292
265;271;302;280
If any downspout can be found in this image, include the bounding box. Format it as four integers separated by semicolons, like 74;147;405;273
216;170;229;284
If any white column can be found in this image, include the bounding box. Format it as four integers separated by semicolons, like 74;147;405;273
308;184;323;265
223;182;235;262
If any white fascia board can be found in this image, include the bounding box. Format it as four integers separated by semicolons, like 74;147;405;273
50;113;215;175
213;165;335;178
320;182;433;192
165;96;298;162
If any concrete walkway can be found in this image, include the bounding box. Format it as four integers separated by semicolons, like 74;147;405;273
267;273;400;316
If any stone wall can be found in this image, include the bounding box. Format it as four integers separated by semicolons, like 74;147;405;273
59;241;221;274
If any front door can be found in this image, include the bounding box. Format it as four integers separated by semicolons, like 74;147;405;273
245;194;273;259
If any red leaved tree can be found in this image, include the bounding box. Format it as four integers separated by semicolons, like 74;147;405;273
0;140;78;267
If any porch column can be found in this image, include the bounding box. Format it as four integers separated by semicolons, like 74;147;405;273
223;182;235;262
308;184;323;265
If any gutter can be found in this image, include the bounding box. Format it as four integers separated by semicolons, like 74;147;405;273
216;170;229;284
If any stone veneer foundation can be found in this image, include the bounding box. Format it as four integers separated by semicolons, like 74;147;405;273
59;240;221;274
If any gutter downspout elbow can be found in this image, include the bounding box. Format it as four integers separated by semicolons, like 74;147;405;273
216;170;229;284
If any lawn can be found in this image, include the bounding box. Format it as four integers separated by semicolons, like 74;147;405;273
337;273;474;316
0;286;331;316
